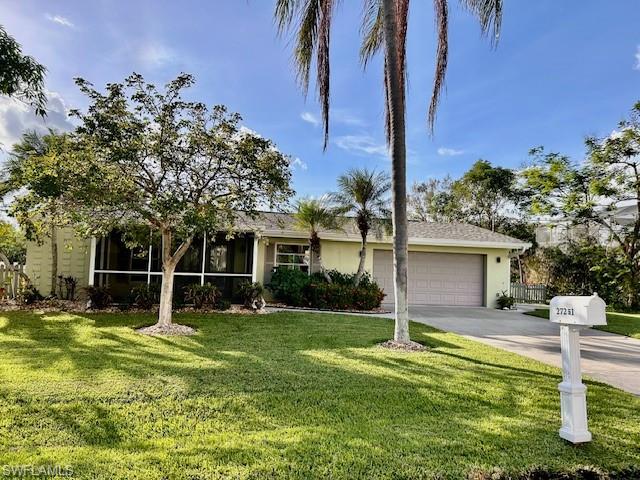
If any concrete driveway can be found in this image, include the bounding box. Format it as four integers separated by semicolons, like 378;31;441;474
403;305;640;395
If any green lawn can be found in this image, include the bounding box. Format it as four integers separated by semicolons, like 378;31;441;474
0;311;638;479
525;308;640;339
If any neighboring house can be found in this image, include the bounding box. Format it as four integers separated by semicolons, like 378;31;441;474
25;212;530;308
535;200;638;248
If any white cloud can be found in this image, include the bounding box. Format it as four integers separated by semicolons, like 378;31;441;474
334;135;388;158
0;92;75;152
45;14;74;28
635;46;640;70
290;157;308;171
137;42;177;68
437;147;464;156
301;112;320;126
333;109;366;127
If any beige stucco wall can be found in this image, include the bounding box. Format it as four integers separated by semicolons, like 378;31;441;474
256;236;512;308
24;228;92;296
25;231;512;307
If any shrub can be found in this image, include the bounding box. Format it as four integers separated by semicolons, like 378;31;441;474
129;283;160;309
268;268;310;306
214;298;231;311
496;290;515;310
305;281;385;311
184;283;219;309
85;286;112;309
237;281;265;310
17;284;43;305
268;267;385;311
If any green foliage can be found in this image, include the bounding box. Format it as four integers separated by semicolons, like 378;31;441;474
305;281;385;311
268;268;310;306
422;160;523;231
268;267;385;310
237;281;264;309
332;168;390;240
0;220;26;263
526;243;631;309
16;284;42;305
496;291;515;310
0;310;638;478
184;284;220;309
84;286;112;309
214;297;232;311
522;102;640;308
1;131;79;243
129;284;161;310
0;25;46;117
56;275;78;300
68;73;293;323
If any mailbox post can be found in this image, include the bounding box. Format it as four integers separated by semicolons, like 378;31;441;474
549;293;607;444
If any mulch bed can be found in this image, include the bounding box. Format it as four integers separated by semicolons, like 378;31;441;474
268;303;391;315
377;340;428;352
136;323;197;336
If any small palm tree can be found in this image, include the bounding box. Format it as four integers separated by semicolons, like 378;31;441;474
275;0;502;344
293;197;342;283
332;168;390;286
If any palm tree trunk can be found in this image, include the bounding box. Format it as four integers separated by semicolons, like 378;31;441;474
355;235;367;287
382;0;410;343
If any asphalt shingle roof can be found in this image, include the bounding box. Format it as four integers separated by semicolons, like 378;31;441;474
237;211;529;247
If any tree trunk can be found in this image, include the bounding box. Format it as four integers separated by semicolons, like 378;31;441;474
158;260;176;326
355;235;367;287
382;0;410;343
50;227;58;297
156;229;193;326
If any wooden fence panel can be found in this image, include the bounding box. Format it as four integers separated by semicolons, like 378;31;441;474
0;262;25;300
511;283;547;304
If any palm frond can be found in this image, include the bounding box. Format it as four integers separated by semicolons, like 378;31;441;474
275;0;336;150
359;0;383;67
460;0;502;45
428;0;448;132
317;0;336;149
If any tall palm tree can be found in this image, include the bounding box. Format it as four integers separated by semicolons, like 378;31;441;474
293;197;342;282
332;168;390;286
275;0;502;344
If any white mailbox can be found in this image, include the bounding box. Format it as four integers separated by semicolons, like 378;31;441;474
550;294;606;326
549;293;607;444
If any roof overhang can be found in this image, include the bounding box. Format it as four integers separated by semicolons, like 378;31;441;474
257;229;532;251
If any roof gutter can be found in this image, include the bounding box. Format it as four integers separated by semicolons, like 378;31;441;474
257;229;532;251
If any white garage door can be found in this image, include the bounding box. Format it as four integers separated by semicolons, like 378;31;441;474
373;250;484;306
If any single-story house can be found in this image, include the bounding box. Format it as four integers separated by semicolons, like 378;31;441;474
25;212;530;307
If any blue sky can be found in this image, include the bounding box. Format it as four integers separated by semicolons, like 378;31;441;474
1;1;639;198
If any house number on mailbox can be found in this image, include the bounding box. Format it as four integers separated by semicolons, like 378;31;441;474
555;307;575;316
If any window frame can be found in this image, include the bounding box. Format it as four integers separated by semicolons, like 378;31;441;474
274;242;311;273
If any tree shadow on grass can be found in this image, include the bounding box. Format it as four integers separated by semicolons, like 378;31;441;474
0;310;638;478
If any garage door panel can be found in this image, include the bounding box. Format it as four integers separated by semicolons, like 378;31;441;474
373;250;484;306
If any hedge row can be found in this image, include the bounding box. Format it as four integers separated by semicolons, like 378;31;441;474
267;268;385;311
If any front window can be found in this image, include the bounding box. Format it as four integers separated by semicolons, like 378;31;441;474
275;244;309;272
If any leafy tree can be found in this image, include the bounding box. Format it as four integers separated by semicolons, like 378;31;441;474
428;160;521;231
292;197;343;283
275;0;503;344
331;168;390;286
0;220;26;264
1;131;76;295
407;177;452;222
71;73;293;328
0;25;46;117
522;101;640;308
